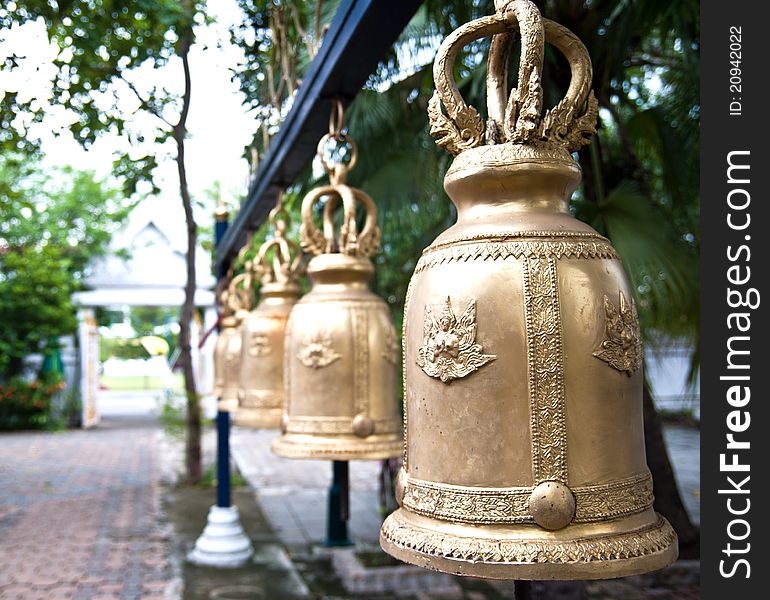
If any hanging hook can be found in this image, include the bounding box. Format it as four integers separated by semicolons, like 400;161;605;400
268;190;290;237
317;99;358;184
329;98;345;139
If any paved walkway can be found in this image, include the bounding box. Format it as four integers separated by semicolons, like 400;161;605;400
231;427;383;549
663;425;700;525
0;409;175;599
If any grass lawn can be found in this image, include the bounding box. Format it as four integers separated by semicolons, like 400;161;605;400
100;374;184;391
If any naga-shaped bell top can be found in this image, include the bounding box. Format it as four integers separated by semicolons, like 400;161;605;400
220;269;252;325
300;104;381;262
252;201;305;290
428;0;598;156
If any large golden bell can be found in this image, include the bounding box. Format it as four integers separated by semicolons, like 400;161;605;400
234;206;303;429
272;132;402;460
380;0;678;580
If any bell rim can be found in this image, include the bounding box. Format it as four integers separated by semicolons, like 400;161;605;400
379;508;678;580
271;434;402;461
232;408;282;430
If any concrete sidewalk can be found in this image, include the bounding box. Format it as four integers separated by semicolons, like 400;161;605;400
230;427;384;549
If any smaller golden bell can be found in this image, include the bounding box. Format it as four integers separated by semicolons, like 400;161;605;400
272;126;402;460
213;269;252;413
234;205;304;429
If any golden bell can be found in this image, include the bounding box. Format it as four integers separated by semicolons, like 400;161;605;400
272;127;402;460
234;205;304;429
213;272;252;413
380;0;677;580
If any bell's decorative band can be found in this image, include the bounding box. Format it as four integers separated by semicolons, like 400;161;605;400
399;470;654;525
379;0;678;580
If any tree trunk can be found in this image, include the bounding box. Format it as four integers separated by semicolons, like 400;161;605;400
643;379;699;558
175;24;202;485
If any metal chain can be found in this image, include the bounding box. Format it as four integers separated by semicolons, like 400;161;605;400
317;99;358;185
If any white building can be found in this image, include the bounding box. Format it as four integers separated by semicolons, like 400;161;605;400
72;197;218;427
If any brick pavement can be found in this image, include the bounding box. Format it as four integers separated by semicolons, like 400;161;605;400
0;415;175;600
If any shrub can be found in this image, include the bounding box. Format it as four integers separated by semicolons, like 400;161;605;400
0;377;65;430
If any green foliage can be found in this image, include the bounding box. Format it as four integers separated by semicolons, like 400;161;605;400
0;154;133;275
0;154;129;378
130;306;178;336
99;338;150;362
0;376;65;430
199;463;248;489
232;0;340;158
1;0;188;152
157;389;187;441
0;246;77;376
51;383;83;428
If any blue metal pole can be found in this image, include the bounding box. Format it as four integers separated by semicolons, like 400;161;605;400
216;410;231;507
214;203;231;509
325;460;353;546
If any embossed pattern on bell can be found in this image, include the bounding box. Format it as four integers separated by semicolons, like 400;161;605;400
379;0;677;580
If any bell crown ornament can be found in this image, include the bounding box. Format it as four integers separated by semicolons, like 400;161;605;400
428;0;597;156
235;198;305;429
253;200;305;295
271;103;403;460
380;0;677;580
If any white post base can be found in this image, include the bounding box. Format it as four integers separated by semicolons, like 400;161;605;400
188;505;254;568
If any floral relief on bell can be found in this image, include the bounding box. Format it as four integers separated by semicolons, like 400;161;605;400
416;296;496;383
248;332;271;357
297;329;341;369
593;291;643;376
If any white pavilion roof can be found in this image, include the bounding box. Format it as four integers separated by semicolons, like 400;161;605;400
74;197;217;308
